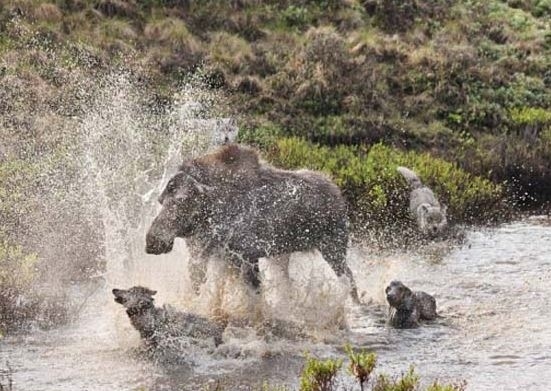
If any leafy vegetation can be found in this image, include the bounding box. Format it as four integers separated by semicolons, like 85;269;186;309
201;347;465;391
299;354;343;391
345;344;377;391
301;349;465;391
267;137;505;233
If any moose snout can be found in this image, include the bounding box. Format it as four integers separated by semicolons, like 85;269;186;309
145;232;174;254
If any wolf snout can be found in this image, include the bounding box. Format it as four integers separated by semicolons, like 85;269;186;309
386;293;398;307
112;288;124;303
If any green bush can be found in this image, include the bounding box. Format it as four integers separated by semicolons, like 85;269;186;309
0;236;38;334
510;107;551;126
267;137;505;230
372;366;419;391
299;354;342;391
345;344;377;391
425;381;467;391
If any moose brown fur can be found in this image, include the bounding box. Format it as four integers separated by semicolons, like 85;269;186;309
145;144;359;303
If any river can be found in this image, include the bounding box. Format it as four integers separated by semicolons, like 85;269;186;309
2;217;550;391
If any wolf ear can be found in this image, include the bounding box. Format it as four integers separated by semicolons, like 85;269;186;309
144;288;157;296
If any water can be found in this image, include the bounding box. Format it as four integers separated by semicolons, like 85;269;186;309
2;219;551;390
1;60;549;390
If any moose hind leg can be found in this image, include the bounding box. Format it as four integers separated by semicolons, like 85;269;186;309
320;243;360;304
241;259;261;292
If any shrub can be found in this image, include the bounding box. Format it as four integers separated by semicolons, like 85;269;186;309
425;381;467;391
208;32;255;74
0;236;38;334
299;354;342;391
281;5;311;29
509;107;551;140
267;137;504;231
345;344;377;391
372;366;419;391
144;18;200;52
238;121;283;149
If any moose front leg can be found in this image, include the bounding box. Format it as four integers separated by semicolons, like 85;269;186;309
226;252;262;292
241;259;261;292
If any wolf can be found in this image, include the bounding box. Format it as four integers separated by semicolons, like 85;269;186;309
385;280;437;328
112;286;225;348
397;166;447;236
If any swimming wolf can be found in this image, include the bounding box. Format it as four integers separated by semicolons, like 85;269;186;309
385;280;437;328
112;286;224;348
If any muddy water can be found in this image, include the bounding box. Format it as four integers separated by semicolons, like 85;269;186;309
2;218;551;390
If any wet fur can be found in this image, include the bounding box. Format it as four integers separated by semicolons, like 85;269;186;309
112;286;224;348
397;166;447;236
146;144;359;303
385;280;437;328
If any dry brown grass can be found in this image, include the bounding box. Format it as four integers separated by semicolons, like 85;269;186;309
144;17;201;52
207;32;255;74
33;2;62;22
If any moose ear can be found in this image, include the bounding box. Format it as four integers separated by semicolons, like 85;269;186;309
144;288;157;296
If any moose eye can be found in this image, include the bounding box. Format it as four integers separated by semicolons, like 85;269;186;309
166;178;177;193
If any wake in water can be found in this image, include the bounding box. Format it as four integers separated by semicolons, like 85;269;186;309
1;63;474;390
10;68;355;361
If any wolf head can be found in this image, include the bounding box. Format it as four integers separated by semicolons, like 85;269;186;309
212;118;238;145
385;280;414;311
112;286;157;310
417;203;447;236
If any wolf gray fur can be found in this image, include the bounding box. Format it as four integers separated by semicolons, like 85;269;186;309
112;286;224;348
397;166;447;236
145;144;360;303
179;101;238;146
212;117;238;145
385;280;437;328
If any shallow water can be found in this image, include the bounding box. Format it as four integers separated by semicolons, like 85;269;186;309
2;218;551;391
